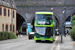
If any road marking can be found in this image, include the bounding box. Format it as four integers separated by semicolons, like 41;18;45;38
55;43;60;50
55;36;60;50
50;36;59;50
55;36;59;41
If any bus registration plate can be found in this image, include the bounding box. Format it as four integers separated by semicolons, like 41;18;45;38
41;40;45;41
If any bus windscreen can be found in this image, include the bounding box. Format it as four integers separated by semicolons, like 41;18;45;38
36;14;52;20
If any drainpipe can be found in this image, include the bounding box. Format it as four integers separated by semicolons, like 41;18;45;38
10;0;13;32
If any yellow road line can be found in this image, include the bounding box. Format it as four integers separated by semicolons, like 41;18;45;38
55;36;59;41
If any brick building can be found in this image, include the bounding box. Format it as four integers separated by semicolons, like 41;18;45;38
0;0;16;34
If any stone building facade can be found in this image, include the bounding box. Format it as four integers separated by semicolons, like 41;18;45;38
0;0;16;34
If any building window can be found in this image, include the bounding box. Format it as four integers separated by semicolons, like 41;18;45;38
2;24;4;31
4;8;6;16
8;9;10;17
10;25;12;31
6;24;8;31
13;11;14;18
0;7;2;15
13;25;14;32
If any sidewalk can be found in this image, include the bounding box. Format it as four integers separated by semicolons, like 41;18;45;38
0;35;28;44
58;35;75;50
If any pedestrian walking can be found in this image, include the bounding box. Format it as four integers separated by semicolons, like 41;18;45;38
66;30;69;35
19;30;21;38
16;31;18;37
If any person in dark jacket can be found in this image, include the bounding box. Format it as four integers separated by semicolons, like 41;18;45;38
19;30;21;38
66;30;69;35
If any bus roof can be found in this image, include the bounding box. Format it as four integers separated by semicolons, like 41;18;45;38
35;12;53;14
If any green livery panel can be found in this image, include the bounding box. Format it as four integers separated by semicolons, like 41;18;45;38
36;12;53;14
34;36;53;42
34;33;53;42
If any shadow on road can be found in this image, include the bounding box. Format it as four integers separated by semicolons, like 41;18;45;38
35;40;54;44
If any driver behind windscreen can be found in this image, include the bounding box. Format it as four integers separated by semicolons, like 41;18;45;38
45;17;52;25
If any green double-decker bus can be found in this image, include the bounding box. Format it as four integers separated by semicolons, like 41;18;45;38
34;12;55;42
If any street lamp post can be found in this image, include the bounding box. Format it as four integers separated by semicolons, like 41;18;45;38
10;0;13;32
60;0;66;43
64;0;66;37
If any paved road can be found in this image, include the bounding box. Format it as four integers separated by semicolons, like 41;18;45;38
0;39;54;50
0;35;74;50
0;35;56;50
